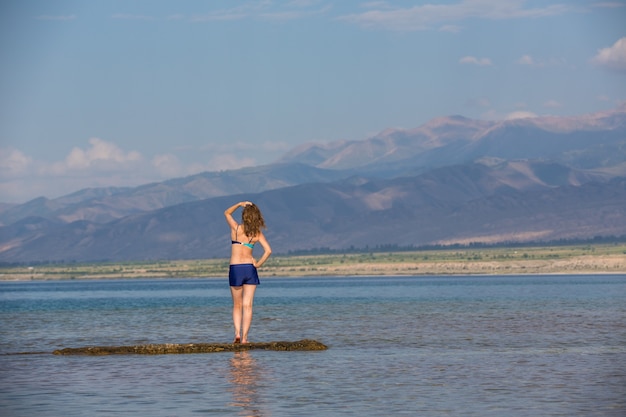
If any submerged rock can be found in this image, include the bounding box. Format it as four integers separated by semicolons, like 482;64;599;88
53;339;327;355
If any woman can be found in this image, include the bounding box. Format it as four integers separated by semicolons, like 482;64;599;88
224;201;272;344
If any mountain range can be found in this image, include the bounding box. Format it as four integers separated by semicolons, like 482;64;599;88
1;107;625;263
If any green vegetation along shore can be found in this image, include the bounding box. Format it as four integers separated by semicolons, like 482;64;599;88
1;244;625;281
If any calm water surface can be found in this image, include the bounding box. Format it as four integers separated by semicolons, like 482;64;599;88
0;275;625;416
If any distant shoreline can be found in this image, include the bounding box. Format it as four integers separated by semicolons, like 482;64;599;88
1;243;625;281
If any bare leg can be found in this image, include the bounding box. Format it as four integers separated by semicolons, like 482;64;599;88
241;284;257;344
230;286;243;343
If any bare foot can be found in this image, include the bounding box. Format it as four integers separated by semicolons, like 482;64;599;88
233;336;241;344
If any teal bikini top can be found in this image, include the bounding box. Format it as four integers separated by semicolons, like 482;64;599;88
231;225;255;249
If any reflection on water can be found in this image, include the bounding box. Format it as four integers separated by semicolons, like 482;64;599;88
228;351;266;417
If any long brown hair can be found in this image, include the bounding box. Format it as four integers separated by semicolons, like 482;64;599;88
241;204;266;238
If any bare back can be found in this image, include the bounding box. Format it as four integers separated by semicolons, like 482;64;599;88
229;224;258;265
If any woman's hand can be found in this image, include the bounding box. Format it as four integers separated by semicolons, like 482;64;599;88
240;201;252;207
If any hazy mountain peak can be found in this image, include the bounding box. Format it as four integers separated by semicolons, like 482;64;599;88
277;107;626;172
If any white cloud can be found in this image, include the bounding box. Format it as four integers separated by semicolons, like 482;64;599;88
0;139;149;203
505;111;538;120
459;56;493;66
152;154;184;178
517;54;566;68
57;138;142;172
592;37;626;72
0;148;33;177
481;107;538;121
339;0;573;31
517;54;536;66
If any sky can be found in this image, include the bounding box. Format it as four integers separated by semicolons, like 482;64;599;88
1;0;625;204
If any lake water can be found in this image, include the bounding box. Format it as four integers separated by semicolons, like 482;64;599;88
0;275;625;416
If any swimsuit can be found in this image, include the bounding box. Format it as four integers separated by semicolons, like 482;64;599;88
229;264;260;286
229;225;259;286
231;225;255;249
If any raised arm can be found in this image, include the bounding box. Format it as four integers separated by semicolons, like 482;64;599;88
224;201;251;229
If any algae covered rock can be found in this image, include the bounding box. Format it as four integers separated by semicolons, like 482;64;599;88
53;339;327;355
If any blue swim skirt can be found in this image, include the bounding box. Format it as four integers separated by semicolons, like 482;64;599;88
229;264;260;287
